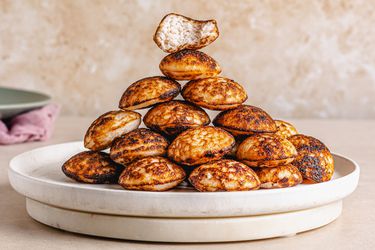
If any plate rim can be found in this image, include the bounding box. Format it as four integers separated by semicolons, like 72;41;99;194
0;86;51;109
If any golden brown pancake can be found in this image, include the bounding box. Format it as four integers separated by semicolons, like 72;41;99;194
288;134;334;183
119;76;180;110
110;128;169;166
182;77;247;110
84;110;141;151
236;134;297;167
118;156;186;191
168;126;235;166
143;100;210;137
213;105;277;137
62;151;123;184
159;49;221;80
189;159;260;192
275;120;298;139
256;165;302;189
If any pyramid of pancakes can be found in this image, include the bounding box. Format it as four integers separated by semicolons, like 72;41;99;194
62;13;335;192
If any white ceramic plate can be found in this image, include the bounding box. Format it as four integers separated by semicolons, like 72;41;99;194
8;141;359;218
26;198;342;242
0;86;50;119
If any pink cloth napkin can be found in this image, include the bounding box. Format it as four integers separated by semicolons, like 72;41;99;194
0;104;60;145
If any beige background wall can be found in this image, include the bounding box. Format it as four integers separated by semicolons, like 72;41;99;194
0;0;374;118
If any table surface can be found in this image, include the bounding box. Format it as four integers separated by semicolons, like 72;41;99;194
1;117;374;250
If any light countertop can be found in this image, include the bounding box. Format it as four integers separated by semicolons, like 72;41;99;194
1;117;374;250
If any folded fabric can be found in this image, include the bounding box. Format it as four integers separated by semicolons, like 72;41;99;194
0;104;60;145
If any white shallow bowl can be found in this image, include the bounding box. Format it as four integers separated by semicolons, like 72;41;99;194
0;86;50;119
9;141;359;218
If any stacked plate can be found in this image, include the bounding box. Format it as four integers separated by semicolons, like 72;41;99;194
8;141;359;242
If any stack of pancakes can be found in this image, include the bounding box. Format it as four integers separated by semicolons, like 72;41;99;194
62;13;334;192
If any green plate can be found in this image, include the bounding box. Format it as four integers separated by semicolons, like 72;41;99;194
0;87;51;119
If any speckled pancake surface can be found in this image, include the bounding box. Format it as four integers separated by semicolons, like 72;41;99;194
289;134;334;183
84;110;141;151
118;156;186;191
256;165;302;189
236;134;297;167
110;128;169;166
159;49;221;80
168;126;235;166
275;120;298;139
182;77;247;110
189;159;260;192
143;100;210;137
119;76;180;110
62;151;123;184
213;105;277;136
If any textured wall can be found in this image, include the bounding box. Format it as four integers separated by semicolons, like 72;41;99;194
0;0;374;118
